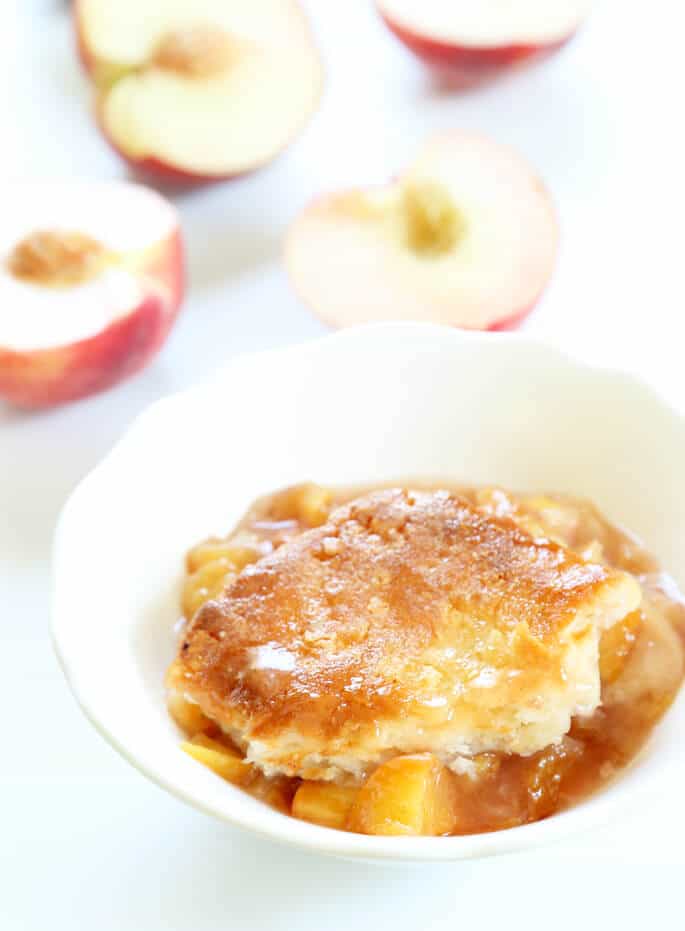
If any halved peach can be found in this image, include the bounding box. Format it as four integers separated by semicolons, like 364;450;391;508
285;132;558;331
377;0;590;83
74;0;323;181
0;182;183;408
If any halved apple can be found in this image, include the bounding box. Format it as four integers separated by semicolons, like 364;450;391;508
378;0;590;81
75;0;324;181
0;181;184;408
285;131;558;330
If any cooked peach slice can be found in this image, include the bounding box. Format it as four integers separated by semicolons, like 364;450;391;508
292;782;359;829
185;537;264;574
181;558;237;619
262;482;333;527
167;693;214;736
599;610;642;685
181;734;252;786
347;754;458;836
524;738;582;821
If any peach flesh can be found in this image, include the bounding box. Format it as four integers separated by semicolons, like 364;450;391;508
151;25;236;78
0;228;184;409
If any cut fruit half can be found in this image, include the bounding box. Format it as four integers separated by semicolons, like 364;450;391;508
285;131;558;331
0;181;184;408
378;0;590;80
75;0;324;180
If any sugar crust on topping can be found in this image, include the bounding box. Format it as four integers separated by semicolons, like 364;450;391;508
169;489;641;780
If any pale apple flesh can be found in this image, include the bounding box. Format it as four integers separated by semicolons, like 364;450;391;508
0;182;184;408
378;0;590;79
285;132;559;331
75;0;323;180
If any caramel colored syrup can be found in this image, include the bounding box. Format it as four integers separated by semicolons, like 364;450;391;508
173;482;685;835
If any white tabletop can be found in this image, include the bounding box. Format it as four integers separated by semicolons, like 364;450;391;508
2;2;684;928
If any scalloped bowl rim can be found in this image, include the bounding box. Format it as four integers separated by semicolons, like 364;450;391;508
51;323;685;863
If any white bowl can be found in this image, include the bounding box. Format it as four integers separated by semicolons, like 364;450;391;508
52;323;685;864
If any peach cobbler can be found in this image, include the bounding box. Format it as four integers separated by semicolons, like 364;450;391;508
166;483;685;835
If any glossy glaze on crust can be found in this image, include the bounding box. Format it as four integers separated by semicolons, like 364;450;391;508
169;489;640;778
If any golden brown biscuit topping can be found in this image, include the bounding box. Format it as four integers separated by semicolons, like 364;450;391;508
171;489;635;746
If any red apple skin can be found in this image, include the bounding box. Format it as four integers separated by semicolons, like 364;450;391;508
380;13;573;83
0;230;185;410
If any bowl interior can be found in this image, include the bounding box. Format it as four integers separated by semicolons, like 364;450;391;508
53;325;685;861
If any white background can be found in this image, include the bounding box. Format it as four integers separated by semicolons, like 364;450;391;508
1;1;684;928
